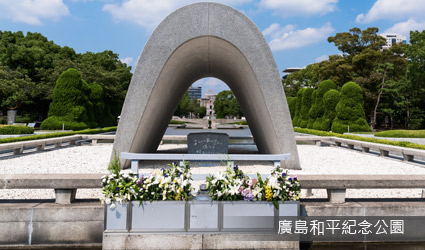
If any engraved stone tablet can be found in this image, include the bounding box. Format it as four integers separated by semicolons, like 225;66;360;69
188;132;229;154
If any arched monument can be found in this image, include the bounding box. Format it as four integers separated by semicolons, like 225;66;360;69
113;2;301;170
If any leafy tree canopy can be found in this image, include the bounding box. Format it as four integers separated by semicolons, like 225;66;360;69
214;90;243;119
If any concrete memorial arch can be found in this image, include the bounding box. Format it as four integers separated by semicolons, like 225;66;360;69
113;2;301;170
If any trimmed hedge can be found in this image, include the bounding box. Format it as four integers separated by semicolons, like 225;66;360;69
294;128;425;150
331;82;370;133
299;88;314;128
0;127;116;144
293;88;305;127
0;125;34;135
169;120;186;124
41;68;96;130
375;130;425;138
40;117;91;131
319;89;340;131
307;90;317;129
312;80;337;131
287;97;297;119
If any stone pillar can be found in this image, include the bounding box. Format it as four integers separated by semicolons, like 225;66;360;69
7;110;17;125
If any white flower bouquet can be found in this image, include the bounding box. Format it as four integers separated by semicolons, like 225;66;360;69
206;163;301;207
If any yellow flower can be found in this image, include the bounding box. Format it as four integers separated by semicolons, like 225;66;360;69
265;186;273;201
175;187;183;200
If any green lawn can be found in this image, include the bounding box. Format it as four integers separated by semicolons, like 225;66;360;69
294;127;425;150
0;127;116;144
375;130;425;138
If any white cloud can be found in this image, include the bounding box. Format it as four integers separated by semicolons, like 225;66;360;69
0;0;69;25
103;0;251;29
263;22;335;51
356;0;425;23
384;18;425;37
204;78;226;87
120;57;134;66
260;0;338;17
315;54;329;63
262;23;296;39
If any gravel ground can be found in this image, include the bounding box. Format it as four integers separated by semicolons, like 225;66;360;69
1;144;424;200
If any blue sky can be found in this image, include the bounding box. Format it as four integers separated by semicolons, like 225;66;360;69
1;0;425;97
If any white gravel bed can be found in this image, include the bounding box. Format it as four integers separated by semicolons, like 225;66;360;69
1;144;424;200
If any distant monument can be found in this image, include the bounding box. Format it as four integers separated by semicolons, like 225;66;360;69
200;89;217;118
113;2;301;170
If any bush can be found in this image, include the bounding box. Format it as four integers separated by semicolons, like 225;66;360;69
331;82;370;133
311;80;337;131
0;125;34;135
169;120;186;124
293;88;305;126
15;116;32;123
0;127;116;144
375;130;425;138
299;88;314;128
307;90;317;129
286;97;297;119
315;89;340;131
41;68;96;130
410;119;423;130
40;117;91;131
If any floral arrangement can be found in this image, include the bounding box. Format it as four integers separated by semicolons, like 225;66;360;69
101;171;138;207
205;163;262;201
205;163;301;207
101;154;138;207
262;165;301;202
135;161;194;202
101;157;194;207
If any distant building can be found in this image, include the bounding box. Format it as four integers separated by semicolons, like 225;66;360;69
188;86;202;100
200;89;217;117
283;67;303;73
282;67;303;79
380;33;407;49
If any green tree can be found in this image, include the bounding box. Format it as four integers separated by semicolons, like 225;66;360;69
77;50;132;119
282;64;319;96
326;27;408;128
328;27;385;57
214;90;243;118
174;91;190;117
404;30;425;129
40;68;96;130
314;55;354;86
331;82;370;133
0;30;131;122
0;63;34;111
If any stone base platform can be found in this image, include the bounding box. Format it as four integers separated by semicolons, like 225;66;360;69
1;200;425;249
103;233;299;250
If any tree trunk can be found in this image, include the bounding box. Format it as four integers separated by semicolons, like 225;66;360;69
372;88;384;130
371;70;387;130
407;97;411;130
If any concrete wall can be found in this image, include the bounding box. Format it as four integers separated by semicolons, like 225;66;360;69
1;200;424;248
0;202;103;248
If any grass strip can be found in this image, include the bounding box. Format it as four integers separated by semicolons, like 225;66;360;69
0;127;117;144
294;127;425;150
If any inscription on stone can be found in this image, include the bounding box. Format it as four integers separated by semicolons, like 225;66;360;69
187;132;229;154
